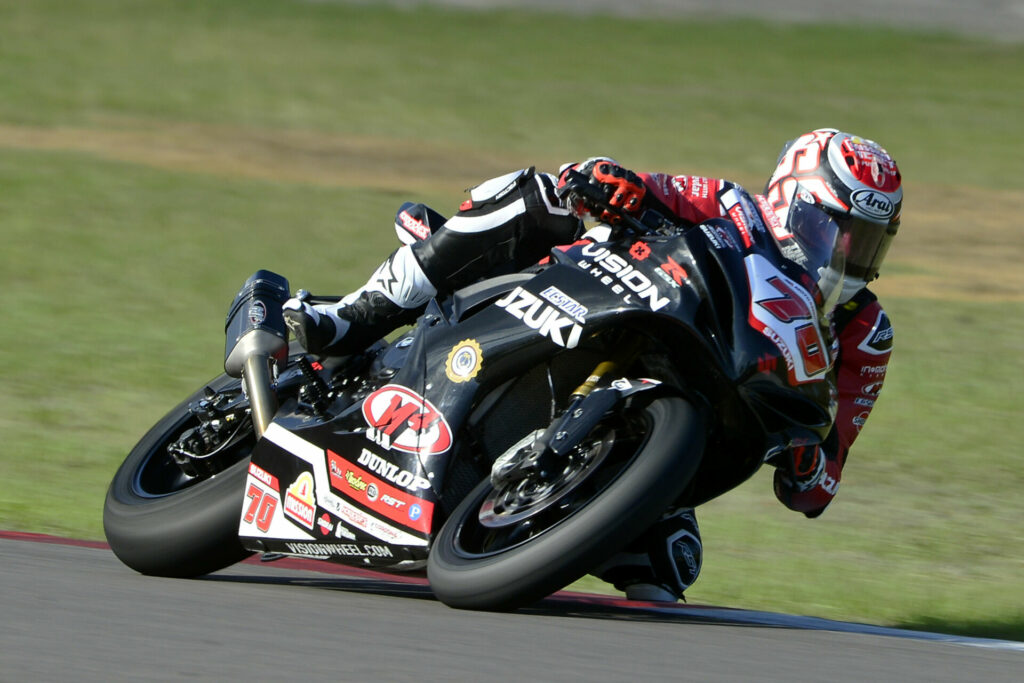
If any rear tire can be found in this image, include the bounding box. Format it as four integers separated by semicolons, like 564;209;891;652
427;395;704;611
103;375;254;577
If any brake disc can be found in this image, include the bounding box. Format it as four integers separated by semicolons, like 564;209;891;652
479;429;616;528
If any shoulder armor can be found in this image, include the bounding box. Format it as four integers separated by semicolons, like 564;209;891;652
467;168;532;203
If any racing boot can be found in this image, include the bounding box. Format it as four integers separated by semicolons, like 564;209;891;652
283;245;437;356
592;507;703;603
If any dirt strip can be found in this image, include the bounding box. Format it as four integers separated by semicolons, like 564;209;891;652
2;120;1021;301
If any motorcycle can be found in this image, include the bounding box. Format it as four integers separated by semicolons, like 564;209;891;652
103;172;842;611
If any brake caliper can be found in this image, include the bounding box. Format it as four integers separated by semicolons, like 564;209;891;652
167;387;252;478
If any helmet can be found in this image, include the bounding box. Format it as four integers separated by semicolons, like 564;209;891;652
765;129;902;302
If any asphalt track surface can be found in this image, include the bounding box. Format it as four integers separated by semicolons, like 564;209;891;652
2;534;1021;682
371;0;1024;41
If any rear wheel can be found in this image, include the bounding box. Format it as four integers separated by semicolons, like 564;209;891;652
427;395;704;611
103;374;255;577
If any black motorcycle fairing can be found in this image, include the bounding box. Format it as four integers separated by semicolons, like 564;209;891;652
243;415;431;569
238;186;840;572
684;221;837;442
655;208;840;506
239;250;701;565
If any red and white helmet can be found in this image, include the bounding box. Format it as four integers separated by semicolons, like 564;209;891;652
765;129;902;302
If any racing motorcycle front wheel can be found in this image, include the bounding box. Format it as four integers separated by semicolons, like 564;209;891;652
103;372;257;578
427;394;705;611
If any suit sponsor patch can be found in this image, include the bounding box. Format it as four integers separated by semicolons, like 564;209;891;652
857;309;894;356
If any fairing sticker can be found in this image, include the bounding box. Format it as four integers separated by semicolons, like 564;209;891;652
283;472;317;530
238;462;314;541
445;339;483;383
254;423;429;547
575;243;671;312
361;385;453;456
327;448;435;533
494;286;585;348
745;253;832;384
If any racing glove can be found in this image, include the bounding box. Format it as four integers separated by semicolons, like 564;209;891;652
772;445;841;518
559;158;647;223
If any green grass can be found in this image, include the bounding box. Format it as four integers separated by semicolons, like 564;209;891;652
1;0;1022;640
0;149;402;533
3;0;1023;185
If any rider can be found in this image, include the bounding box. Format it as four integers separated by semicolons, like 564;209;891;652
283;128;902;602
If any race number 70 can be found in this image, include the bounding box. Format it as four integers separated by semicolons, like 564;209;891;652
243;484;278;533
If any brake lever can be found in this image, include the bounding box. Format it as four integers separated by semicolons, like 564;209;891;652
294;289;347;306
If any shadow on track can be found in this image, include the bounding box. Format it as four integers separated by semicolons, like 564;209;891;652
198;566;838;630
198;560;1024;650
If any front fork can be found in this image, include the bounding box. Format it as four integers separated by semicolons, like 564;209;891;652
567;333;647;400
491;332;656;485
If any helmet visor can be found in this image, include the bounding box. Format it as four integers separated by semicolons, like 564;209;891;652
831;214;898;282
785;195;845;313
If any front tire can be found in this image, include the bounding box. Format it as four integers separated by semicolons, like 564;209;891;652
103;374;254;577
427;395;704;611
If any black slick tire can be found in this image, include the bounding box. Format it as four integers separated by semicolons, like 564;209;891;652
103;375;253;577
427;395;704;611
